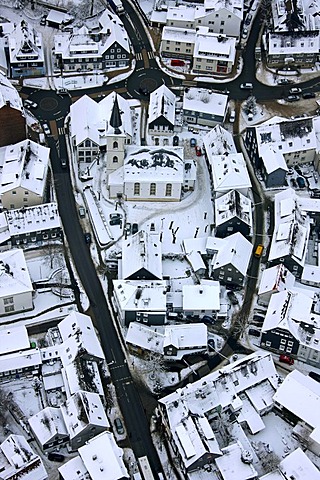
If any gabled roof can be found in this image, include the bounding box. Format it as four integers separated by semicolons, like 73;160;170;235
211;232;252;275
5;203;61;236
0;248;33;298
210;153;251;192
1;434;47;480
215;190;252;228
203;124;237;157
0;71;23;111
258;263;295;297
182;283;220;311
183;88;228;118
113;279;167;312
28;407;68;445
122;230;162;280
148;85;176;127
260;145;288;174
8;20;43;64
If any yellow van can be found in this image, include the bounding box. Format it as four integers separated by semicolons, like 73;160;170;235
254;244;264;258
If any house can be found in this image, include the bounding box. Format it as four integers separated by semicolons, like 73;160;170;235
259;144;288;188
54;15;130;74
182;282;220;319
258;263;295;306
245;116;317;170
183;88;228;127
214;190;252;239
147;85;176;135
268;189;310;277
208;153;252;198
3;203;62;247
215;441;258;480
121;230;162;281
0;434;47;480
46;9;74;29
160;27;196;62
125;322;208;360
58;431;129;480
58;311;105;364
273;370;320;457
0;248;33;316
8;20;45;78
301;264;320;287
0;325;29;355
194;0;243;37
210;232;253;287
192;29;236;75
112;279;167;326
0;140;50;210
0;348;41;379
262;447;320;480
68;92;132;172
62;358;105;398
28;407;69;452
60;390;109;451
158;351;279;475
108;146;184;201
0;72;26;146
0;22;15;76
266;31;320;69
203;124;237;159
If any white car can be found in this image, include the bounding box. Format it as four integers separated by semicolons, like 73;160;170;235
229;110;236;123
242;28;248;38
289;87;302;95
24;99;38;109
42;123;51;135
240;82;253;90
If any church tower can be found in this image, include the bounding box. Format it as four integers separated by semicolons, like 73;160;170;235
106;93;126;173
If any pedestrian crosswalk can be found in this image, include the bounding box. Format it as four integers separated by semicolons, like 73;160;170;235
58;127;66;135
135;51;154;61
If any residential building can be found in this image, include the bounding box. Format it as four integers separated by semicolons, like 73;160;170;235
62;358;105;398
183;88;228;127
108;146;184;201
182;282;220;318
54;15;130;73
0;434;47;480
58;431;129;480
112;279;167;326
261;447;320;480
266;30;320;68
203;124;237;158
0;348;41;379
210;232;253;286
8;20;45;78
60;391;109;451
214;190;252;239
258;263;296;306
0;72;26;146
194;0;243;37
0;140;50;210
208;153;251;198
121;230;162;281
160;27;196;62
28;407;69;452
3;203;62;247
193;30;236;75
147;85;176;135
0;248;33;316
126;322;208;360
0;325;30;355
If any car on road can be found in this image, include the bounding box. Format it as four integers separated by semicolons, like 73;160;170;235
302;92;316;99
139;87;149;96
208;339;216;351
202;315;215;325
84;232;92;244
240;82;253;90
190;138;197;147
173;135;179;146
42;123;51;135
78;207;86;218
114;417;125;435
132;223;139;234
229;109;236;122
24;99;38;109
195;146;202;156
277;78;293;85
254;244;264;258
289;87;302;95
48;452;65;462
296;176;306;188
248;328;260;337
286;95;300;102
279;354;294;365
60;158;67;168
227;291;239;305
242;28;248;39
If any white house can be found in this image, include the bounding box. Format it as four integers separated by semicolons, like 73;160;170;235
108;146;184;201
58;431;129;480
195;0;243;37
0;325;29;355
0;248;33;316
182;282;220;318
203;124;237;157
193;29;236;75
209;153;252;198
62;359;104;398
121;230;162;281
28;407;69;452
0;140;50;210
258;263;296;306
183;88;228;127
148;85;176;135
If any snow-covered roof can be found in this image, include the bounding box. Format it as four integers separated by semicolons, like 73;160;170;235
58;456;88;480
126;322;164;354
5;203;61;236
258;264;295;297
122;230;162;280
0;434;47;480
202;0;243;17
278;447;320;480
123;146;184;182
209;153;251;193
162;26;196;43
46;9;73;25
182;237;208;255
28;407;68;446
194;31;236;62
268;189;310;267
63;359;104;397
0;248;33;298
69;93;132;147
203;124;237;157
113;279;167;312
0;71;23;112
215;441;258;480
61;391;109;439
8;20;44;65
0;348;41;374
148;85;176;127
182;282;220;311
268;31;320;55
260;145;288;174
211;232;252;275
166;5;196;22
183;88;228;119
215;190;252;228
0;140;50;196
164;323;207;350
0;325;29;355
301;264;320;284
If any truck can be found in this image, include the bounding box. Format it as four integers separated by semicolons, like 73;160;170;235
254;244;264;258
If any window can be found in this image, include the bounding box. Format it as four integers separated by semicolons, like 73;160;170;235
266;341;271;347
150;183;156;195
12;191;16;195
165;183;172;196
4;297;13;305
113;156;118;163
134;183;140;195
113;141;118;149
5;305;14;313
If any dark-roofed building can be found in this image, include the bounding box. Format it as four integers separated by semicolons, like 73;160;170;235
215;190;252;239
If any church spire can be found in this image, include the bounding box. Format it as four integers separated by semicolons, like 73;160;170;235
110;93;122;134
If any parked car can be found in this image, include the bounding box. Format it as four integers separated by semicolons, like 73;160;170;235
254;244;264;258
302;92;316;99
247;112;254;121
296;176;305;188
290;178;297;188
109;213;122;220
84;232;92;244
248;328;260;337
277;78;293;85
24;99;38;109
279;354;294;365
286;95;300;102
40;15;47;25
48;452;65;462
42;123;51;135
132;223;139;234
229;109;236;122
110;217;122;226
202;315;215;325
173;135;179;146
60;158;67;168
227;291;239;305
289;87;302;95
57;88;70;96
190;138;197;147
308;371;320;382
78;207;86;218
245;13;252;24
208;339;216;351
125;222;131;235
195;146;202;156
114;417;125;435
242;28;248;39
171;59;185;67
240;82;253;90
